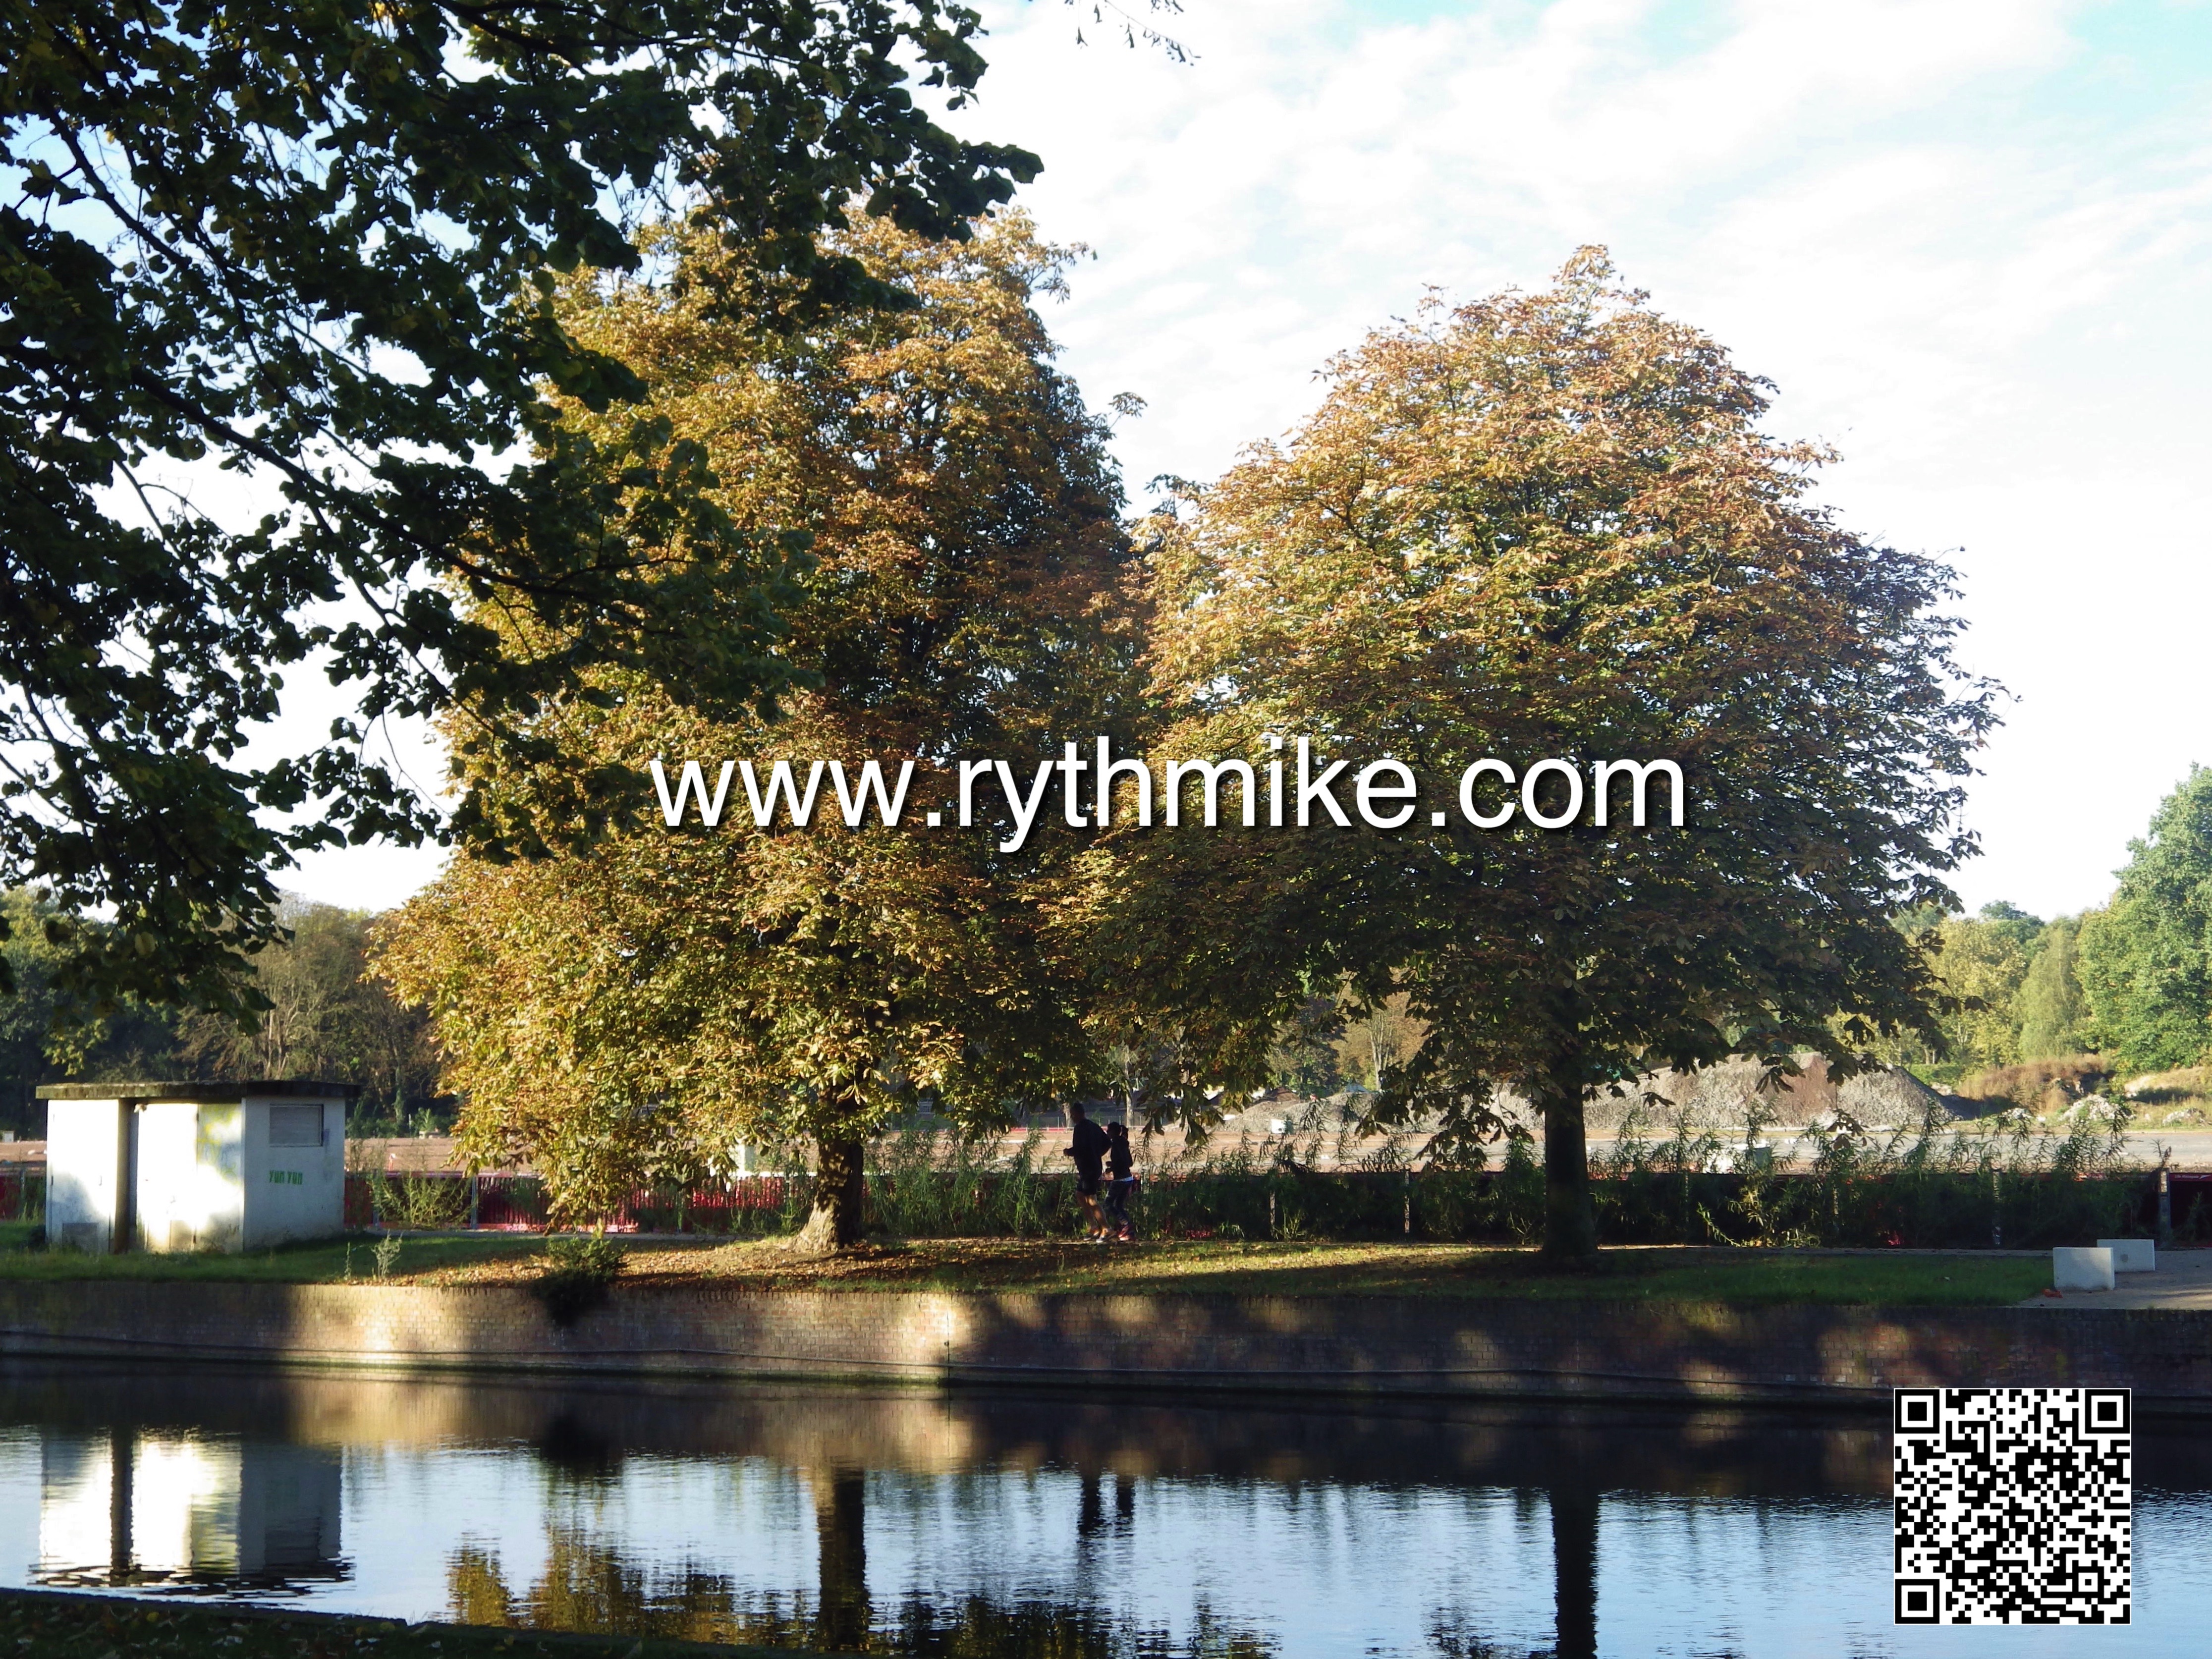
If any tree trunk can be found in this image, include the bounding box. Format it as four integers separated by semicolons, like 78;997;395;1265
1538;997;1598;1267
794;1132;867;1254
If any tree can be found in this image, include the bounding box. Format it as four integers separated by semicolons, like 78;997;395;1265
2078;768;2212;1074
379;214;1138;1242
0;890;74;1133
1266;994;1346;1096
1928;904;2041;1074
2;0;1038;1024
2;889;439;1133
1094;251;1994;1264
3;885;222;1122
174;901;441;1113
1860;900;2064;1080
2016;916;2090;1061
1336;992;1427;1093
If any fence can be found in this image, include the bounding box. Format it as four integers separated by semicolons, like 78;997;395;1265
345;1172;797;1235
869;1162;2204;1250
334;1162;2212;1249
853;1116;2209;1249
0;1169;41;1226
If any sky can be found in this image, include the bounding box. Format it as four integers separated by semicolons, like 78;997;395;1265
283;0;2212;921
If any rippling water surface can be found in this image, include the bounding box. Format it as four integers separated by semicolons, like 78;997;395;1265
0;1363;2207;1657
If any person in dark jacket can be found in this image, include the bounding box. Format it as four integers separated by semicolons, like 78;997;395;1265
1064;1102;1111;1241
1105;1120;1137;1242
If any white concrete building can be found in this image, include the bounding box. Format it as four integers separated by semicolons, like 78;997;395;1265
38;1081;356;1254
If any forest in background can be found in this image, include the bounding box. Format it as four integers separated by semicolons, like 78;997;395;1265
0;890;442;1141
1870;766;2212;1109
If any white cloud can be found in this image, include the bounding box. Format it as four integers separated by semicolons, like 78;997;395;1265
189;0;2212;919
953;0;2212;917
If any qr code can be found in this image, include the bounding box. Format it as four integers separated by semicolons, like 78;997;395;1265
1894;1386;2130;1624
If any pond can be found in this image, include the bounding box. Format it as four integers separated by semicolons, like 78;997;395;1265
0;1362;2206;1657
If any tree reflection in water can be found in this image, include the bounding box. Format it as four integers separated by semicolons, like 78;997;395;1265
448;1531;795;1645
445;1471;1277;1658
15;1365;2020;1657
1548;1480;1599;1659
804;1467;862;1649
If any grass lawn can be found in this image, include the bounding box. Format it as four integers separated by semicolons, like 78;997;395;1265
0;1587;822;1659
0;1224;2054;1304
0;1227;548;1283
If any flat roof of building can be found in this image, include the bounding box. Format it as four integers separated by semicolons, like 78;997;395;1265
35;1080;362;1102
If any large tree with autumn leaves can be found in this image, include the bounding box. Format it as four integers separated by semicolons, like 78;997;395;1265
2;0;1039;1028
379;214;1140;1246
1089;250;1994;1264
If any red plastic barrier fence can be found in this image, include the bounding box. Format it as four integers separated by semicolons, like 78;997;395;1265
0;1169;40;1223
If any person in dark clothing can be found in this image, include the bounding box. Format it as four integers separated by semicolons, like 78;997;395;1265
1105;1120;1137;1242
1064;1102;1111;1241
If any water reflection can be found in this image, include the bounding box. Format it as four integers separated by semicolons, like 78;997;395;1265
34;1426;342;1590
437;1463;1275;1657
0;1363;2207;1656
1549;1478;1598;1659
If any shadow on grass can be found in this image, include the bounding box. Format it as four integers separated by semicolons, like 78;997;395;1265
646;1238;2052;1306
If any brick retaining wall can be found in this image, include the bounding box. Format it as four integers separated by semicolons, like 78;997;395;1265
2;1281;2208;1406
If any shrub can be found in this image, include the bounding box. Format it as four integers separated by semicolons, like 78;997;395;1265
366;1170;469;1230
533;1234;626;1327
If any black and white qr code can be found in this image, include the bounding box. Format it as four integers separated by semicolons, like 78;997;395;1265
1894;1386;2130;1624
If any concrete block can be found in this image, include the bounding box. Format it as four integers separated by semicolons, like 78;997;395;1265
2098;1238;2156;1273
2053;1247;2115;1292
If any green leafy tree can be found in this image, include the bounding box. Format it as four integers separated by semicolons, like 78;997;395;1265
1864;901;2054;1080
1336;993;1427;1094
2017;916;2090;1061
1;0;1037;1024
2078;768;2212;1073
1970;901;2045;952
0;891;71;1134
1929;904;2041;1074
379;216;1137;1243
3;887;200;1126
174;901;441;1113
1267;994;1346;1096
1093;251;1994;1264
2;889;442;1135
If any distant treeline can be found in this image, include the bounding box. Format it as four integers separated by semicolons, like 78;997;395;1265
1880;768;2212;1089
0;890;443;1140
